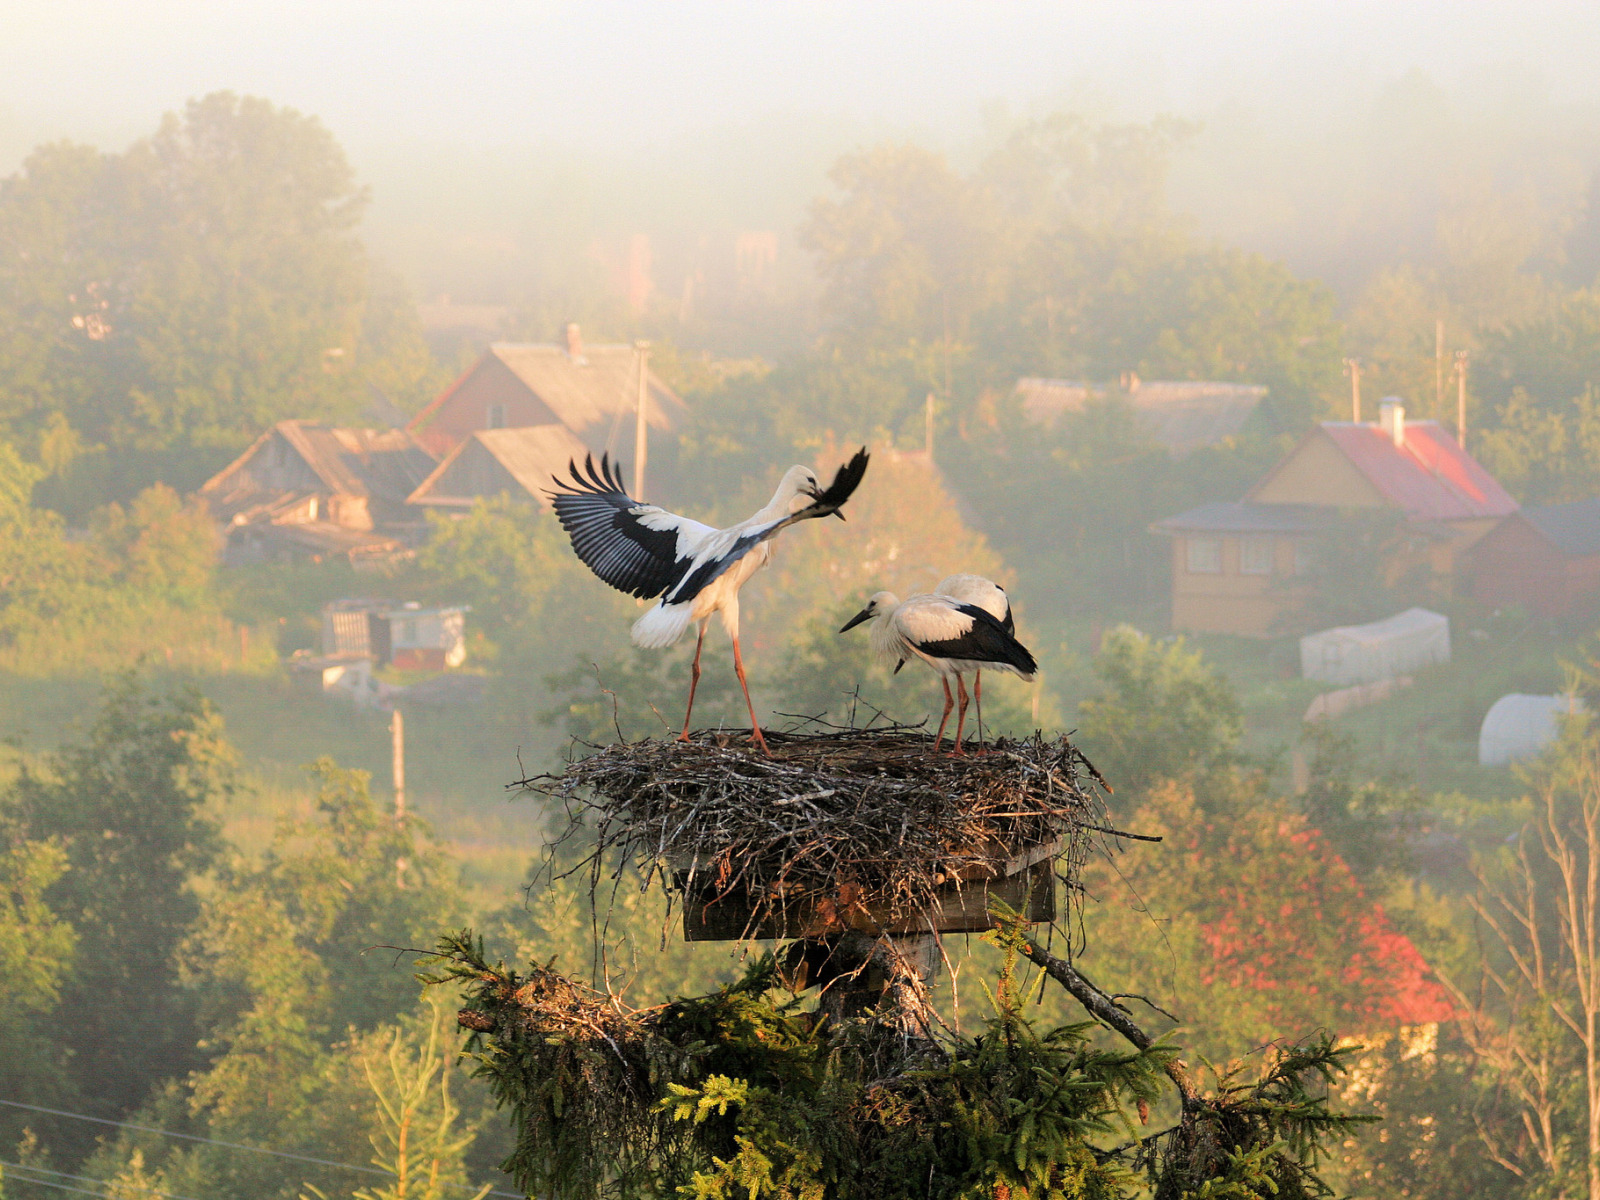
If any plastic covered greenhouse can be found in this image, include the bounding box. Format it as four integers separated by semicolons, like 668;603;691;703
1478;693;1587;766
1299;607;1451;687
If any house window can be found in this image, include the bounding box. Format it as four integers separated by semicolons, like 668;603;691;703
486;402;506;429
1186;536;1222;574
1293;540;1317;577
1240;536;1273;575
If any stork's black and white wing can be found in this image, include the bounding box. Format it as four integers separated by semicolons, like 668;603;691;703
901;598;1037;677
548;455;713;600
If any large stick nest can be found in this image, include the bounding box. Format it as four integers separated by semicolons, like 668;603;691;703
517;724;1111;938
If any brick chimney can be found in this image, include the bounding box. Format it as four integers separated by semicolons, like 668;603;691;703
565;323;585;363
1379;397;1405;447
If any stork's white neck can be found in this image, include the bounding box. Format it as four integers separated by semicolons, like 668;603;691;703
756;466;813;522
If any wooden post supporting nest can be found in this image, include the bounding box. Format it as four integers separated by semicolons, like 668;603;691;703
781;930;942;1040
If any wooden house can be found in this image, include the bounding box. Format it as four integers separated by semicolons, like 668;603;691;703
199;421;436;566
1468;497;1600;619
405;326;686;464
407;425;590;512
1151;401;1518;636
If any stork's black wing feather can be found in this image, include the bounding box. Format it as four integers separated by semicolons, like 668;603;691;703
547;453;691;600
915;604;1037;675
789;447;870;520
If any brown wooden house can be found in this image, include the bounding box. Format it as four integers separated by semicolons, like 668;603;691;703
1151;402;1518;636
406;326;685;463
199;421;436;566
1469;497;1600;619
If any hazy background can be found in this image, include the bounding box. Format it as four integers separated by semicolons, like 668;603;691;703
8;0;1599;316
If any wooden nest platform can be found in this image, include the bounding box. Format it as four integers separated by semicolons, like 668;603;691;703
518;726;1111;942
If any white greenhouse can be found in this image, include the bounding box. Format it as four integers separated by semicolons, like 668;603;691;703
1299;607;1451;687
1478;694;1587;766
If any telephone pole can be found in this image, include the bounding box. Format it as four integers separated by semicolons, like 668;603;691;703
1434;319;1444;416
633;341;651;499
1343;357;1363;423
925;393;935;459
1454;351;1469;449
391;707;407;887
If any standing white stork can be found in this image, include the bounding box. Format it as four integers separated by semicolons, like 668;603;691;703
839;591;1036;754
550;449;870;753
934;573;1011;747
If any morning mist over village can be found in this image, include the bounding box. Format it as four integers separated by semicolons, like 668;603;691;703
3;3;1600;1197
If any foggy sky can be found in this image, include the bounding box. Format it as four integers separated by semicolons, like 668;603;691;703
5;1;1600;165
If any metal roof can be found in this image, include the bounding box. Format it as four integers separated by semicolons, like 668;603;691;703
1523;497;1600;557
1309;421;1517;522
1149;501;1336;535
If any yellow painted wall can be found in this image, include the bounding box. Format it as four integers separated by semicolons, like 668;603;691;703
1168;536;1314;637
1248;432;1387;507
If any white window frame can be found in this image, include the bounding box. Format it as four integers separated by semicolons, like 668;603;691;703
1186;536;1223;574
1240;536;1273;576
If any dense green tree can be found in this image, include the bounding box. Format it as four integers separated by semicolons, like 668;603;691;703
0;94;437;505
1076;625;1242;803
2;679;231;1151
0;838;76;1140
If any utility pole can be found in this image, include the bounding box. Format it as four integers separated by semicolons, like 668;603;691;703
391;707;405;824
925;393;935;459
1343;357;1363;423
391;707;406;888
633;341;651;500
1454;351;1469;449
1435;319;1444;416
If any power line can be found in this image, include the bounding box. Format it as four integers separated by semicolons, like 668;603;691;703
1;1159;205;1200
0;1101;521;1199
0;1168;119;1200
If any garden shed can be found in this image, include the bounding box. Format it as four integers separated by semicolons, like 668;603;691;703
1299;607;1451;686
1478;693;1587;765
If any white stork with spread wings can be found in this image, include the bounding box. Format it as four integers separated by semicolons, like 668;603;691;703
550;449;869;753
839;591;1036;755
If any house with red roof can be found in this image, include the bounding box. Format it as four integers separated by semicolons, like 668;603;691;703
1151;399;1518;636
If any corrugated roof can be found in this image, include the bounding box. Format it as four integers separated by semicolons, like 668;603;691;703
1283;422;1517;522
1150;501;1336;535
1524;497;1600;556
408;425;590;510
1016;378;1266;454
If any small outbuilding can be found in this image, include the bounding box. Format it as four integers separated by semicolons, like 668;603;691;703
1469;497;1600;620
321;598;469;670
1300;607;1451;686
1478;693;1587;766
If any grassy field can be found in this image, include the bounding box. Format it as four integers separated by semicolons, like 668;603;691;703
0;665;560;906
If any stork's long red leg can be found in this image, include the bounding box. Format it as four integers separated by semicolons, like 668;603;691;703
731;636;770;755
952;674;970;756
680;623;707;741
935;677;954;752
973;670;985;752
